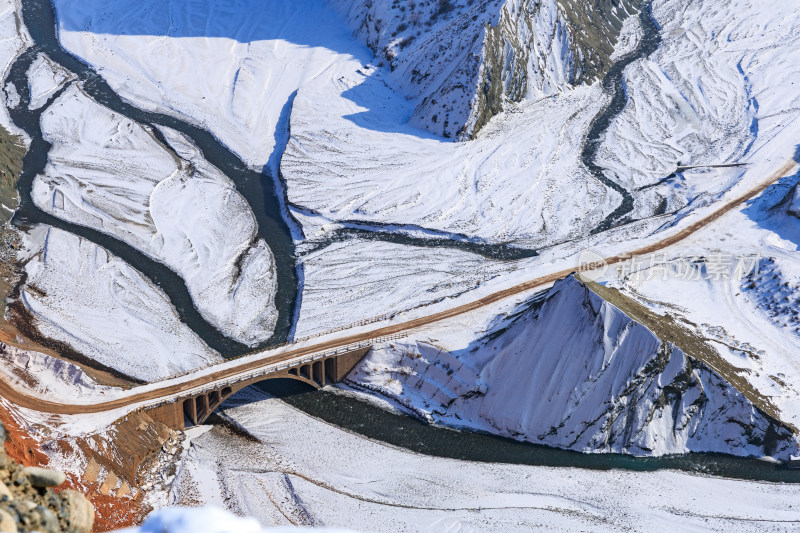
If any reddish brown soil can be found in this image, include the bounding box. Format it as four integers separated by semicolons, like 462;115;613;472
0;406;49;467
56;477;149;532
0;405;152;531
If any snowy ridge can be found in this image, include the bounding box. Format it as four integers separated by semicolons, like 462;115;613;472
0;341;121;401
349;275;798;458
332;0;638;139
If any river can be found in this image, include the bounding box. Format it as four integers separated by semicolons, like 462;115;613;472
584;2;662;234
10;0;800;485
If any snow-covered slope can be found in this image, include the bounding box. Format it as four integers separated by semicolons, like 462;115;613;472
12;226;221;381
596;0;800;220
50;0;371;168
32;84;278;346
331;0;638;138
348;275;798;458
294;238;521;337
283;80;615;248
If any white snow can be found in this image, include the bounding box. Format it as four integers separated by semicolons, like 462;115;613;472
283;81;615;248
164;387;800;532
293;238;515;337
17;225;222;381
610;11;642;61
596;0;800;220
32;85;278;346
50;0;370;169
26;53;74;110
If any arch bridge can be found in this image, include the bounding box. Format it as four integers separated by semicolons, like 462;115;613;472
144;344;376;430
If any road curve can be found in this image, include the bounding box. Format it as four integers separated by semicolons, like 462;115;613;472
1;159;797;416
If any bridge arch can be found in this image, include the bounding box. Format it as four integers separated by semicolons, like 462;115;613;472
159;346;372;429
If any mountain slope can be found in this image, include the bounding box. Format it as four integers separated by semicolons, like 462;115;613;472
348;275;799;458
331;0;638;138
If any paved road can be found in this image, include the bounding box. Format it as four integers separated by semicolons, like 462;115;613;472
1;159;797;416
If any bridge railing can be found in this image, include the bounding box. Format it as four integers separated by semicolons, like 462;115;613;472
152;313;402;384
130;332;407;414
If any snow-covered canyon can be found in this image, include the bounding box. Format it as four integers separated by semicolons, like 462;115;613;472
0;0;800;530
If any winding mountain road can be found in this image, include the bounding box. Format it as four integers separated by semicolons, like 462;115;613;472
0;158;797;417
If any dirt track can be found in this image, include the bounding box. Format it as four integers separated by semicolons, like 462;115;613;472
0;159;797;416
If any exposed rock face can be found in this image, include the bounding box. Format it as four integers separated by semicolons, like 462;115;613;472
0;424;95;533
331;0;638;139
350;275;800;458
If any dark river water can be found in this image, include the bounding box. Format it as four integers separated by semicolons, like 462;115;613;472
10;0;800;485
10;0;300;355
585;2;662;234
256;380;800;484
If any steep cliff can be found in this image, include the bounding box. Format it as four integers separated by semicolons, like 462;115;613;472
330;0;638;139
348;275;799;458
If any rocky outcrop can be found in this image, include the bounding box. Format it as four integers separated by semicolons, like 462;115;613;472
331;0;638;139
0;423;95;533
0;124;26;225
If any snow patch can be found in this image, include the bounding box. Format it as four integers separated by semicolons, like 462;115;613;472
16;225;222;381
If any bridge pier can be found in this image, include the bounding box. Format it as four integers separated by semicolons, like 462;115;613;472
313;360;324;387
184;397;197;426
195;394;209;422
144;345;373;430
